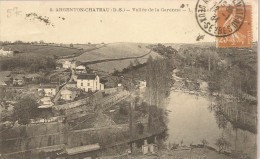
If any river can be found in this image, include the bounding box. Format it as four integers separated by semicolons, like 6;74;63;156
166;91;257;158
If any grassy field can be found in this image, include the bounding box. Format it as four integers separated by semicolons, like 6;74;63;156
1;44;84;57
76;42;161;62
75;43;161;73
1;43;162;73
73;43;105;50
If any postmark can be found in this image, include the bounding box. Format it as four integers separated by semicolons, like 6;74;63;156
195;0;246;37
216;5;252;48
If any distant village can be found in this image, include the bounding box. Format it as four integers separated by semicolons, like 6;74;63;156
0;43;154;158
0;46;147;126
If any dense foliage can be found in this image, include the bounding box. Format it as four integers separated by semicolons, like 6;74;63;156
13;97;39;125
177;46;257;98
1;54;56;73
150;43;178;58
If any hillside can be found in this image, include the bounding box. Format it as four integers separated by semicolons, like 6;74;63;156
76;43;160;62
76;43;162;73
0;44;85;58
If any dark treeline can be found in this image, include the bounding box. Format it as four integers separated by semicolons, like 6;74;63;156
176;45;257;132
145;56;174;107
177;46;257;98
145;56;175;132
0;54;56;73
112;59;146;76
149;43;178;58
112;50;176;134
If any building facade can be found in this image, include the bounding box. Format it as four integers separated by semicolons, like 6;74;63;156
60;89;77;101
62;60;77;69
0;48;13;57
38;84;59;97
76;74;104;92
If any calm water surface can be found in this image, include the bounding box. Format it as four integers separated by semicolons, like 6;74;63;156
166;91;257;158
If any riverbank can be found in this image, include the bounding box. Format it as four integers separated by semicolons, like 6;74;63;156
98;147;232;159
164;69;257;159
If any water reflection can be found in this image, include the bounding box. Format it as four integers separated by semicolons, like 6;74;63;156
165;91;256;158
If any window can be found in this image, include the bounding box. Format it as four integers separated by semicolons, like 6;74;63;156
87;83;90;86
81;83;83;86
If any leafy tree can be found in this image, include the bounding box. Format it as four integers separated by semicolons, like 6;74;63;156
215;136;231;153
0;87;5;100
201;138;208;152
136;123;144;134
119;105;128;115
112;68;120;76
38;108;53;121
1;54;56;73
134;59;140;66
13;97;39;125
128;61;134;69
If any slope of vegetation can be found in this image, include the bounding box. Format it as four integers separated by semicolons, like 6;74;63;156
170;43;257;133
76;42;160;62
0;44;84;58
0;53;56;73
78;43;162;73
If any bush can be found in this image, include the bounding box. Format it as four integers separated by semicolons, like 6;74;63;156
119;106;128;115
136;123;144;134
1;54;56;73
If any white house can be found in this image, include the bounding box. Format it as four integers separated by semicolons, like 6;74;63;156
62;60;77;69
0;48;13;57
76;74;104;92
12;74;25;86
138;80;147;89
60;89;77;101
39;97;53;105
38;84;59;97
75;65;86;73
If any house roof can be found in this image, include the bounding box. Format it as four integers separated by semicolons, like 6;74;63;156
67;81;77;84
75;65;86;70
77;74;96;80
66;143;100;155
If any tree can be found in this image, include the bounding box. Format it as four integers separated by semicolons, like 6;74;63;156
70;43;74;48
134;59;140;66
13;97;39;125
0;87;6;100
128;61;134;69
201;138;208;152
38;108;53;122
215;136;231;153
136;123;144;134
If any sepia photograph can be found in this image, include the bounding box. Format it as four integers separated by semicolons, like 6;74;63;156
0;0;258;159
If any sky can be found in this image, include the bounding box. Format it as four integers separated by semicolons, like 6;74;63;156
0;0;258;44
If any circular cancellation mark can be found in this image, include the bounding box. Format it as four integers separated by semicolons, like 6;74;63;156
195;0;246;37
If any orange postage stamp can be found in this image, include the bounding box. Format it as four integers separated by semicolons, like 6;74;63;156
195;0;252;48
216;5;252;48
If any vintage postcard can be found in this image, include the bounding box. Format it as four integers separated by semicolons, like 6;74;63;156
0;0;258;159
